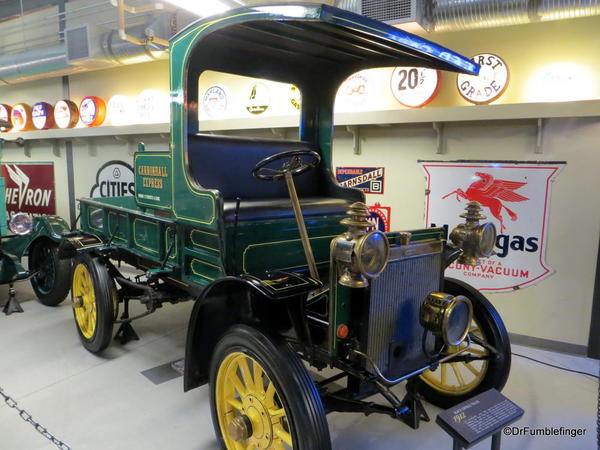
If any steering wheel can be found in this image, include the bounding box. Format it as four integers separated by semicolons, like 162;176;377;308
252;150;321;181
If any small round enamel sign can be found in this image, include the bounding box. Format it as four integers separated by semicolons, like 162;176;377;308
457;54;509;105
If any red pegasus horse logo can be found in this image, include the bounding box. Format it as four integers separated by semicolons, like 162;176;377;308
443;172;529;232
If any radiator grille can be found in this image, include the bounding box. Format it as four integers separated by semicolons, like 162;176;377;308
366;252;442;378
361;0;414;23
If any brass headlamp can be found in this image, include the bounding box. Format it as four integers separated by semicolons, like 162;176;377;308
420;292;473;346
450;201;496;266
332;202;389;288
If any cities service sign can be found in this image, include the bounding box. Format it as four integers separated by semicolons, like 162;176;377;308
420;161;565;292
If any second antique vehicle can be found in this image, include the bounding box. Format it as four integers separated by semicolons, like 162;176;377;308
0;121;72;314
59;4;511;449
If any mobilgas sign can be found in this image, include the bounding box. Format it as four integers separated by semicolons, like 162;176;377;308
2;163;56;215
90;161;135;198
421;161;565;292
336;167;384;194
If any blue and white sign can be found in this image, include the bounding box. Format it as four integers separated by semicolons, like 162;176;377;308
336;167;385;194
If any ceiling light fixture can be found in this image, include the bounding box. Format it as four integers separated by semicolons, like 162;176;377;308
164;0;231;17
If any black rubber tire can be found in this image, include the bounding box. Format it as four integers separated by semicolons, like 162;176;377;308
416;277;512;409
29;241;72;306
71;253;115;354
209;324;331;450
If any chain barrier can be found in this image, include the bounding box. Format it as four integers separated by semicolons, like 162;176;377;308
0;386;71;450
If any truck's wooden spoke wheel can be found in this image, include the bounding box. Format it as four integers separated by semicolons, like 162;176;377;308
70;254;116;354
416;278;511;409
72;263;97;339
216;352;292;449
420;321;489;395
210;325;331;450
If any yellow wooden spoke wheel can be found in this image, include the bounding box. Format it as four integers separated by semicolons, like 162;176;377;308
419;321;488;395
70;254;116;354
210;325;331;450
72;263;97;339
215;352;293;449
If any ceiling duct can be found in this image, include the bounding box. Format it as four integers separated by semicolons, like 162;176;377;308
0;1;193;85
432;0;600;31
335;0;600;31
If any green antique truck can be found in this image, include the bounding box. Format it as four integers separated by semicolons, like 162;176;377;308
59;4;511;449
0;126;71;314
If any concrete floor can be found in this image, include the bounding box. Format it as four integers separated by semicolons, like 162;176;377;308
0;281;598;450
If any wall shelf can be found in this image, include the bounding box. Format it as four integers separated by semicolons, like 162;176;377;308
2;100;599;142
1;123;170;141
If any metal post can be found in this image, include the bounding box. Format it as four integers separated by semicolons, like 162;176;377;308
491;433;501;450
452;440;462;450
284;171;320;281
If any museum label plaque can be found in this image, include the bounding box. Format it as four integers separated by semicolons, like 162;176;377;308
436;389;523;449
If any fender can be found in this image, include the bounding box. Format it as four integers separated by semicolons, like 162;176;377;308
183;274;314;392
57;233;106;259
2;215;70;260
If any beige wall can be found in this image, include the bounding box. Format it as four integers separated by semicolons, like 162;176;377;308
0;14;598;348
331;118;600;347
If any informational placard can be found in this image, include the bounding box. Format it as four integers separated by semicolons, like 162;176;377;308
246;82;271;115
391;67;440;108
368;203;391;232
336;167;385;194
1;163;56;215
421;161;565;292
202;85;228;118
437;389;524;448
90;160;135;198
457;53;509;104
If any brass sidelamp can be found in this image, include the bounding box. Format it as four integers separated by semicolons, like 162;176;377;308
331;202;389;288
450;201;497;266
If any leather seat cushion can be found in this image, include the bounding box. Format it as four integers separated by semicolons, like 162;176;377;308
223;197;351;221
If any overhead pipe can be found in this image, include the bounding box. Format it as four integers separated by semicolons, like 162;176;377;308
113;0;174;47
0;2;178;84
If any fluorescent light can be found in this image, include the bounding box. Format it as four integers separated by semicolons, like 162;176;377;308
164;0;230;17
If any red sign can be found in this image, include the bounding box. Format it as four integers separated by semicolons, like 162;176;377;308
1;163;56;215
368;203;391;232
421;161;565;292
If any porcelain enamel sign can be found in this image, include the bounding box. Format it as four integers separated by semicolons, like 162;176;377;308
202;85;228;119
457;54;509;104
90;161;135;198
391;67;440;108
336;167;385;194
1;163;56;215
368;203;391;232
421;161;565;292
